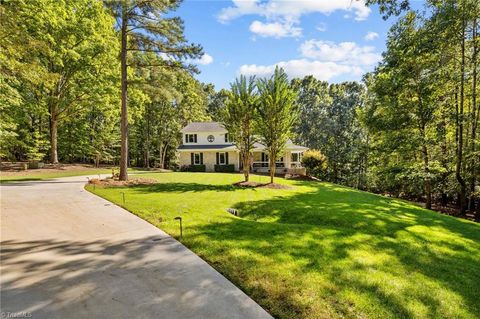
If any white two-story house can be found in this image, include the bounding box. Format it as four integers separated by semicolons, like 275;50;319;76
177;122;308;173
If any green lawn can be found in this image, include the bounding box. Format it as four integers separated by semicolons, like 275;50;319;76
86;172;480;319
0;167;151;183
0;168;112;183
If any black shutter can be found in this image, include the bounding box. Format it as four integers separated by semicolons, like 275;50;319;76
261;152;265;162
225;134;228;142
216;152;219;165
226;152;229;164
200;153;203;164
190;153;194;165
194;134;197;143
185;134;188;143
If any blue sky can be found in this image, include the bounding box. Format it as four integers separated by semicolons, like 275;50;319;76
176;0;405;90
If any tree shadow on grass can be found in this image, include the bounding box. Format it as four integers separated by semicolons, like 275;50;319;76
236;182;480;300
130;182;252;194
234;181;480;242
186;215;480;319
181;180;480;319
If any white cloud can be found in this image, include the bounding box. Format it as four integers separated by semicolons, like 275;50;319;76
316;23;327;32
195;53;214;65
239;60;363;81
237;39;381;81
300;40;381;66
249;20;302;38
364;31;379;41
218;0;371;23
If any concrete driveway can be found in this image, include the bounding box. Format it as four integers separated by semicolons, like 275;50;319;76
0;175;272;319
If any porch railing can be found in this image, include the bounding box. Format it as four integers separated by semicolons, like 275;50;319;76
252;161;285;168
252;161;304;169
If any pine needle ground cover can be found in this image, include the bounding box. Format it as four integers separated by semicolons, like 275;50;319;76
87;172;480;319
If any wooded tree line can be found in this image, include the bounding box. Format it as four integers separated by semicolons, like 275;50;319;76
0;0;208;176
1;0;478;216
362;0;479;216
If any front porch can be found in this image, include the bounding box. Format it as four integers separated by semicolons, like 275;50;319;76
251;151;305;175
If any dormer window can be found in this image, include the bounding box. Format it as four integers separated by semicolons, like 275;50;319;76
225;133;233;143
185;134;197;143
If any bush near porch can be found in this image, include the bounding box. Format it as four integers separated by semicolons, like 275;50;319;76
214;164;235;172
180;164;206;172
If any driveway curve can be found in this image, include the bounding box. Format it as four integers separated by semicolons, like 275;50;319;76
0;175;272;319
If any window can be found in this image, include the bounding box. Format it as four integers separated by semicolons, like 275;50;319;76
225;133;233;143
219;152;226;165
291;152;302;162
185;134;197;143
194;153;201;165
291;153;299;162
261;152;269;162
207;135;215;143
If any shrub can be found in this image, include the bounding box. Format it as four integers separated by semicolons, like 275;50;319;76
301;150;327;178
214;164;235;172
180;164;206;172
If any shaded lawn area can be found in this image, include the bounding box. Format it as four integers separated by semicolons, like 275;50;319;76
86;172;480;319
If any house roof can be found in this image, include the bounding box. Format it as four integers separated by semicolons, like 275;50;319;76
180;122;227;133
177;144;237;151
252;139;309;151
285;139;309;151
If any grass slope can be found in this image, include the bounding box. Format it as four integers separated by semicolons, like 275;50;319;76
87;172;480;319
0;167;148;183
0;168;111;183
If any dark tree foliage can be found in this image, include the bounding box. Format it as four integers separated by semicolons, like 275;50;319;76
362;0;480;216
292;77;368;188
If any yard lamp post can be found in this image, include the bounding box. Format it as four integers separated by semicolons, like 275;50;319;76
174;216;183;239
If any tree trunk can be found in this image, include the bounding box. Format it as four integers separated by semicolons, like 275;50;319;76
161;143;168;169
119;5;128;181
243;151;249;182
158;143;164;168
439;115;449;207
457;20;467;213
269;150;276;184
144;147;149;168
470;18;478;213
95;154;100;168
422;142;432;210
144;107;150;168
418;95;431;210
49;112;59;164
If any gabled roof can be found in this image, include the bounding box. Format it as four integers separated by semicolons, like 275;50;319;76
177;144;236;151
180;122;227;133
252;139;309;151
285;139;309;151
